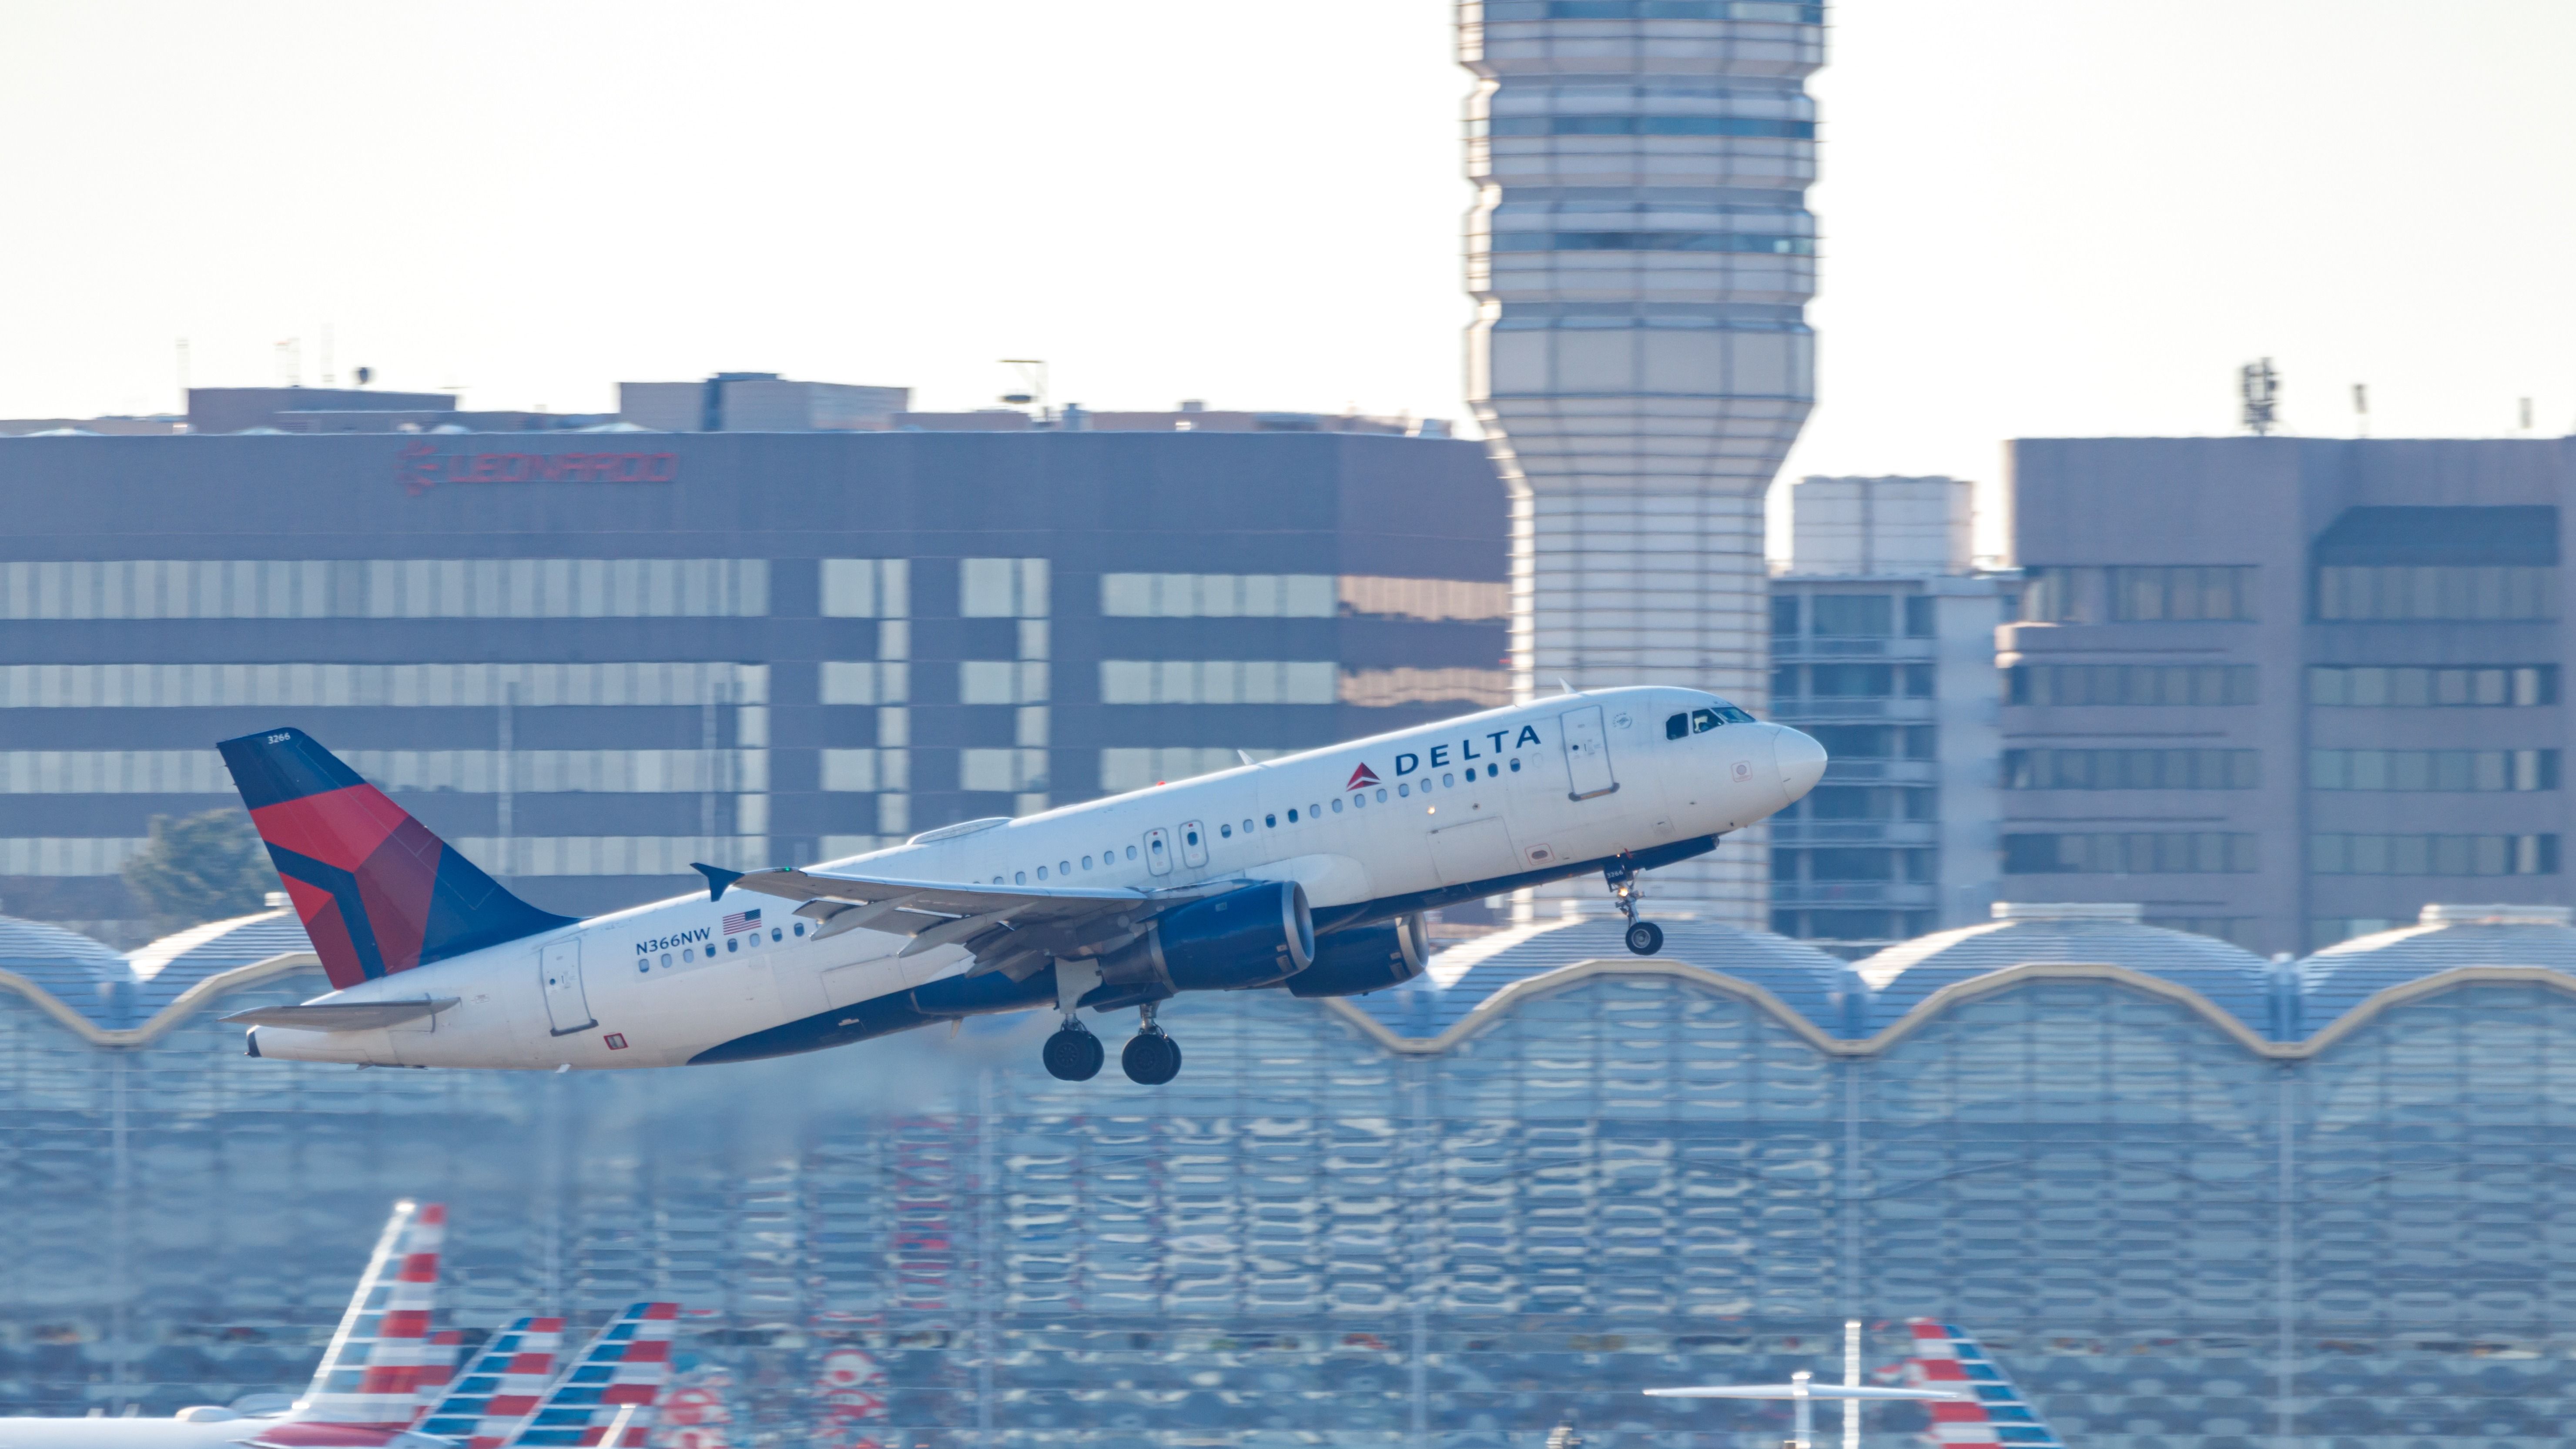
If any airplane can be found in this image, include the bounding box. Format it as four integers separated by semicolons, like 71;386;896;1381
1902;1319;2065;1449
214;686;1824;1084
0;1202;452;1449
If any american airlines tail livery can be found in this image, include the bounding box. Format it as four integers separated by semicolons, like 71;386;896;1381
1904;1319;2065;1449
0;1201;451;1449
215;687;1823;1083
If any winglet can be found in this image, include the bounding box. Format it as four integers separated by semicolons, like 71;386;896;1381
691;863;744;902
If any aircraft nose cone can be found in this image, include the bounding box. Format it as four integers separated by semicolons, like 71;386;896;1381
1775;726;1827;802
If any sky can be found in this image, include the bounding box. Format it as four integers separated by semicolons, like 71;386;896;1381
3;1;2572;524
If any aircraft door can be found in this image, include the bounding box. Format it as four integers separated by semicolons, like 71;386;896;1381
1559;705;1620;800
1179;821;1209;868
541;939;595;1036
1144;827;1173;876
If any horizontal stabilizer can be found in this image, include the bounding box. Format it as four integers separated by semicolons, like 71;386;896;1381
1645;1385;1963;1401
223;998;459;1031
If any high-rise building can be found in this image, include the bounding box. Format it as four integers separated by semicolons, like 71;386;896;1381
1769;476;2009;951
2003;436;2576;954
1459;0;1824;925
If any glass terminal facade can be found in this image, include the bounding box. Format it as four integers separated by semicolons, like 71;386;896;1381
6;905;2575;1449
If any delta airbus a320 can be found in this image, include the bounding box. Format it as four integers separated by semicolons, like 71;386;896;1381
215;688;1824;1084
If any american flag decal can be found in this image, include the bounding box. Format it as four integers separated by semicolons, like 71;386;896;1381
722;909;761;934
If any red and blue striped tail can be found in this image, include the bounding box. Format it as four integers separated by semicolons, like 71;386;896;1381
255;1201;447;1446
1906;1319;2064;1449
218;727;575;990
506;1303;679;1448
419;1315;570;1449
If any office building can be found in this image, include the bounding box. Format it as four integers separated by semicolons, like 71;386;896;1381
1768;476;2008;952
0;427;1504;943
6;894;2572;1448
2003;437;2576;954
1460;0;1825;926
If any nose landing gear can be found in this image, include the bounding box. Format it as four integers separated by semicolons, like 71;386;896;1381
1122;1002;1182;1086
1605;859;1664;956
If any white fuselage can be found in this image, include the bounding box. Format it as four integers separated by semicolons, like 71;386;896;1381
244;688;1818;1070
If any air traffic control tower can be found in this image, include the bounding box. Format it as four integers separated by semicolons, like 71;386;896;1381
1461;0;1822;925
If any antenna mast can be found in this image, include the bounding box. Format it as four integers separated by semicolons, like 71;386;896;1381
2240;359;2279;436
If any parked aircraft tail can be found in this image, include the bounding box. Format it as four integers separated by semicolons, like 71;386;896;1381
418;1316;571;1449
503;1303;680;1448
218;727;575;989
1904;1319;2064;1449
254;1201;449;1444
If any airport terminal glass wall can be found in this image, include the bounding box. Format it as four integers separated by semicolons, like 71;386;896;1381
7;948;2576;1449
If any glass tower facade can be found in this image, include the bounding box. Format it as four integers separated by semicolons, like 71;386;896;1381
7;910;2575;1449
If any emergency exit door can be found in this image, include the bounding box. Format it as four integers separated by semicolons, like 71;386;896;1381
1559;705;1620;800
541;939;595;1036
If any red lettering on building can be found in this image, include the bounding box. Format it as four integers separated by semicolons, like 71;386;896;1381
398;442;679;496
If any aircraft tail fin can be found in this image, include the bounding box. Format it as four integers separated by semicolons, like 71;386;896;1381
504;1302;679;1448
419;1315;571;1449
274;1201;449;1436
218;727;576;989
415;1331;466;1423
1904;1319;2064;1449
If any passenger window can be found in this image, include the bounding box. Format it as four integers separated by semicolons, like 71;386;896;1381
1398;783;1410;797
1082;855;1093;868
770;927;782;942
1186;829;1199;846
1059;860;1070;875
1509;759;1521;772
1441;773;1454;786
1037;866;1048;880
1015;871;1027;883
1221;823;1232;837
1667;713;1688;740
1126;845;1138;860
1376;788;1388;801
1310;803;1321;817
1241;819;1253;833
1288;809;1299;823
1692;707;1722;733
794;923;805;937
727;938;738;953
1331;798;1343;813
1266;813;1277;827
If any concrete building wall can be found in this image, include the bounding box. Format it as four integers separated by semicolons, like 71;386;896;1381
2003;436;2576;954
0;431;1504;943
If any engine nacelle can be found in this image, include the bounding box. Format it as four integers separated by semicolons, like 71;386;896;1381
1286;913;1429;998
1102;880;1314;995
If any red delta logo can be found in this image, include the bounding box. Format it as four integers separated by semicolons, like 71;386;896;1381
398;440;679;497
1345;763;1381;791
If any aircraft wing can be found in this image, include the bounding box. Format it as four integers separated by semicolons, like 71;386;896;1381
699;863;1230;972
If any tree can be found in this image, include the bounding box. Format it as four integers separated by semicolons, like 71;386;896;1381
122;809;275;933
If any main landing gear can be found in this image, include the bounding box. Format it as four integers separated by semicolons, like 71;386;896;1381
1122;1001;1182;1086
1606;859;1663;956
1040;1004;1184;1086
1041;1018;1105;1081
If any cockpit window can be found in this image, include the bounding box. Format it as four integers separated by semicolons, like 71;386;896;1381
1672;705;1757;738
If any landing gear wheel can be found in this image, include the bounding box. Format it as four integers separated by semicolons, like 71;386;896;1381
1122;1029;1182;1086
1625;920;1665;956
1042;1024;1105;1081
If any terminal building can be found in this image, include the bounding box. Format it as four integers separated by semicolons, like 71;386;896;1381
2003;436;2576;954
3;897;2570;1449
0;423;1505;943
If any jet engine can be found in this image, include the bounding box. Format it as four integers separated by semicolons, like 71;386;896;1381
1094;880;1315;998
1286;912;1429;998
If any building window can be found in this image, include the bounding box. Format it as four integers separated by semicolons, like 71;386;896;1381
1798;724;1934;760
2308;665;2556;707
2315;565;2556;621
2109;566;2255;622
2310;750;2558;792
1771;595;1800;637
2005;748;2259;790
1487;114;1816;140
1809;664;1893;697
2311;833;2559;876
2006;664;2256;706
1099;660;1337;705
1903;595;1934;638
2017;566;2095;623
1490;231;1816;256
1810;595;1893;638
1100;573;1337;618
2003;832;2257;874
